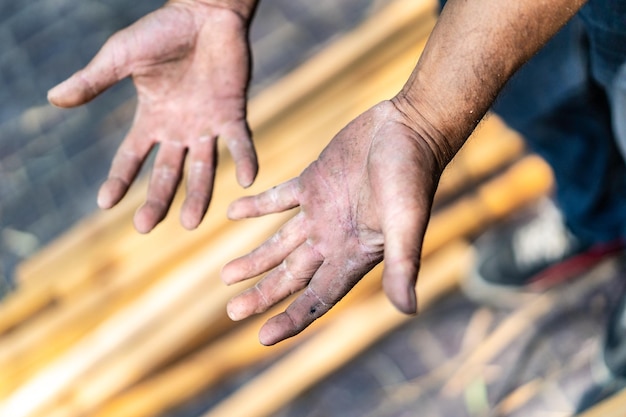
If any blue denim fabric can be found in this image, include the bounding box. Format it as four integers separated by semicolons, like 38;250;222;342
579;0;626;90
437;0;626;243
614;63;626;155
492;14;626;244
579;1;626;161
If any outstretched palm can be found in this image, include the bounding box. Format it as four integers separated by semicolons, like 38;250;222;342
48;2;257;232
222;101;443;345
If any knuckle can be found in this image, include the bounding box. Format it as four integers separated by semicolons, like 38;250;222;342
153;164;179;181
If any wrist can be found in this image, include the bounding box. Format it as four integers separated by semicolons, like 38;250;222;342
175;0;259;21
389;92;461;174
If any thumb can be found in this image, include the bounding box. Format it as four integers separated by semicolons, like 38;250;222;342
48;33;130;108
381;221;423;314
379;194;431;314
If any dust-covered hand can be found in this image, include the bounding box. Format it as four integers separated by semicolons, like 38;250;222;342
222;100;447;345
47;0;257;232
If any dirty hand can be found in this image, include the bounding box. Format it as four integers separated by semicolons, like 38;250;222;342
222;100;445;345
47;1;257;232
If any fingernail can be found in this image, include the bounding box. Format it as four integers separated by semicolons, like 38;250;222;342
133;207;154;234
220;266;234;286
180;209;200;231
238;173;253;189
258;327;277;346
47;78;71;104
226;203;240;220
97;187;112;209
47;87;60;105
226;302;244;321
407;288;417;314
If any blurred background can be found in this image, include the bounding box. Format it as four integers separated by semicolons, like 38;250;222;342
0;0;391;294
1;1;625;417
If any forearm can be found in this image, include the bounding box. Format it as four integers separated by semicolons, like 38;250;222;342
393;0;587;170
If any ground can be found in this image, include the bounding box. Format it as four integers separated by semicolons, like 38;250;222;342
1;1;625;416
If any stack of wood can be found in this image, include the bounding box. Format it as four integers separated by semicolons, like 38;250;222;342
0;1;557;416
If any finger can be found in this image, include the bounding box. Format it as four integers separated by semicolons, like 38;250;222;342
227;178;300;220
48;31;131;108
226;241;324;321
380;201;428;315
134;141;186;233
368;136;433;315
258;262;363;346
221;213;307;284
98;127;153;210
181;135;218;230
222;122;258;188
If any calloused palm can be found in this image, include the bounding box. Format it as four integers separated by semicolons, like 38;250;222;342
48;1;257;232
221;101;444;345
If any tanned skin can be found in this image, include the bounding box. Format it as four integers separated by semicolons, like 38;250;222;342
48;0;260;233
222;0;587;345
49;0;587;345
